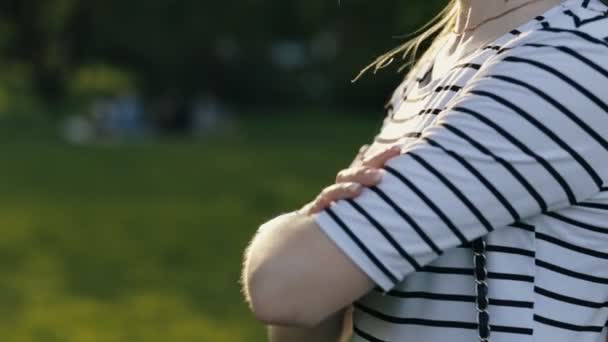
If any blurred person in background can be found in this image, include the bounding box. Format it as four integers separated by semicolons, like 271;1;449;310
242;0;608;341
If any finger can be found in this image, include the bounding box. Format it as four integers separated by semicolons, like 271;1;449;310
336;166;384;186
309;192;333;214
357;144;370;160
308;183;363;214
362;145;402;168
298;200;315;216
349;144;370;168
320;182;363;206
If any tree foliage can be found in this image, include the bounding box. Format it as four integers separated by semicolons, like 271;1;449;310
0;0;446;114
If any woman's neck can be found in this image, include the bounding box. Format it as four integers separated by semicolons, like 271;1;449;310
456;0;506;29
434;0;560;75
455;0;560;38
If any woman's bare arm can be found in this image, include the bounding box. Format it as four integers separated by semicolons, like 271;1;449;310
249;147;371;338
267;308;352;342
242;149;398;327
242;211;374;327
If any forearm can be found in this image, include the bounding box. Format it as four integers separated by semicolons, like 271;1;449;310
267;309;349;342
242;210;372;327
242;144;395;327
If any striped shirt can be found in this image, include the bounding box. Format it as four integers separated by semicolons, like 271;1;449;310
313;0;608;341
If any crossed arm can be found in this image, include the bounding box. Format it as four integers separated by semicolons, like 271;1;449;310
243;210;374;327
242;146;399;329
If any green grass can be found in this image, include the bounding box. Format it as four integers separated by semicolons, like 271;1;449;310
0;112;379;341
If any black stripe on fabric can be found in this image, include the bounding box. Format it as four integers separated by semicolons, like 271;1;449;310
438;86;463;92
385;102;393;112
403;64;479;103
536;231;608;259
404;85;463;103
346;199;422;271
459;244;535;258
483;45;502;51
416;66;432;84
545;212;608;234
534;314;604;332
368;186;443;255
420;266;534;282
383;166;469;244
442;123;547;212
375;132;421;144
510;29;522;35
353;326;390;342
355;303;533;335
523;43;608;79
486;244;535;257
509;221;536;232
421;266;471;275
399;108;442;121
425;137;521;221
421;108;444;115
469;89;602;190
564;9;608;27
380;289;534;308
456;62;482;70
576;201;608;210
535;286;608;308
536;259;608;284
490;298;535;308
487;73;608;154
451;105;578;205
534;16;548;30
503;55;608;118
582;0;591;8
491;325;534;335
540;27;608;50
401;84;410;98
389;107;444;124
408;152;495;233
356;302;473;329
324;208;399;284
488;272;534;282
497;47;513;55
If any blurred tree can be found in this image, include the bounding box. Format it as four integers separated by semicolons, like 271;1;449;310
0;0;78;104
0;0;447;119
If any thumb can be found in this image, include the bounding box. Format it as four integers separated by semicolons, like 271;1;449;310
362;145;402;169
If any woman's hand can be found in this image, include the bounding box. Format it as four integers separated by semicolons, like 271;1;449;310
300;145;402;215
349;144;372;168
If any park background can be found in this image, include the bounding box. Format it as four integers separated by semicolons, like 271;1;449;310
0;0;444;341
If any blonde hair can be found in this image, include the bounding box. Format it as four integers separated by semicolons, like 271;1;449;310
353;0;460;83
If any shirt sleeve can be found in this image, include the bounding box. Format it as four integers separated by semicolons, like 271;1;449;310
313;31;608;291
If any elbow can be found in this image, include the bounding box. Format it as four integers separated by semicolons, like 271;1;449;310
247;269;297;326
244;258;321;328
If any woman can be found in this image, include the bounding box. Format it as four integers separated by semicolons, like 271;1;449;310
242;0;608;341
